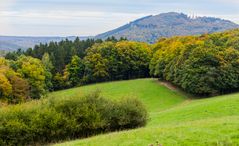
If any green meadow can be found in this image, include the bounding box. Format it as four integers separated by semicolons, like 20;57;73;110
53;79;239;146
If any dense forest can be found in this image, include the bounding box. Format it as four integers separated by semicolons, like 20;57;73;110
1;36;151;103
150;29;239;95
2;29;239;103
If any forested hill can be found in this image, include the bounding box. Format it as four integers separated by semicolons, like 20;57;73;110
1;12;238;51
96;12;239;43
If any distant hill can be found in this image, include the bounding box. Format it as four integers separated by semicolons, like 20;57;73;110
0;36;90;51
1;12;239;51
96;12;239;43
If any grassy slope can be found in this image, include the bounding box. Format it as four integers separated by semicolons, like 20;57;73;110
49;78;186;113
54;79;239;146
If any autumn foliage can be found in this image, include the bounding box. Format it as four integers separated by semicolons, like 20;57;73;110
150;29;239;95
3;29;239;101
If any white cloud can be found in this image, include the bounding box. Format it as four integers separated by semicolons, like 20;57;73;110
0;10;105;19
0;9;149;20
0;0;16;35
0;0;239;36
0;9;148;36
0;0;15;9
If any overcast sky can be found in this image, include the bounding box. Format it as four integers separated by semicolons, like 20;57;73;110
0;0;239;36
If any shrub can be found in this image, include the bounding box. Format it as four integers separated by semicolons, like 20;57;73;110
103;97;148;130
0;91;148;145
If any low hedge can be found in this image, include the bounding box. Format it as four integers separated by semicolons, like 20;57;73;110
0;92;148;145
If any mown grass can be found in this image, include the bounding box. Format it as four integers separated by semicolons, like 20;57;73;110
52;79;239;146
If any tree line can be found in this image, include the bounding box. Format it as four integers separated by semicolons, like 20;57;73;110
1;37;151;102
2;29;239;103
150;29;239;96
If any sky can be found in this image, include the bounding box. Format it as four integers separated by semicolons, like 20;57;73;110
0;0;239;36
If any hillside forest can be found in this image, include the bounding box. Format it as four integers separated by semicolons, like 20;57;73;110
2;29;239;103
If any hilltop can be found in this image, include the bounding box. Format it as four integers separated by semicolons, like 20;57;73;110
1;12;238;51
96;12;239;43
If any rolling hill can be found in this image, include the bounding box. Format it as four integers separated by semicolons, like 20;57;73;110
96;12;239;43
52;79;239;146
1;78;238;145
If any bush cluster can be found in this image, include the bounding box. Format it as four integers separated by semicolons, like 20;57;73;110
0;92;148;145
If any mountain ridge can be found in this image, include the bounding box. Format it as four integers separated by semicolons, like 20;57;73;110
1;12;239;51
96;12;239;43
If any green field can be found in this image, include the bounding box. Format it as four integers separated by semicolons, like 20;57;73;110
53;79;239;146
